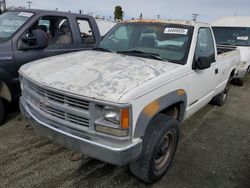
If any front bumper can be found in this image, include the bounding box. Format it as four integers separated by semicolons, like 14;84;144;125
20;98;142;166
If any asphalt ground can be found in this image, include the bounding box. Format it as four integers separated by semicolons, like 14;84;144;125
0;76;249;188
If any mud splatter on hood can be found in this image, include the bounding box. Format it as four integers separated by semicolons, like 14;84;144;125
20;50;180;103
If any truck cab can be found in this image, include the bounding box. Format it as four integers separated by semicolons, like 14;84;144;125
212;17;250;85
0;9;101;124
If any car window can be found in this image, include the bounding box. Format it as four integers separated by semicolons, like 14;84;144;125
22;16;73;47
0;11;33;43
213;27;250;46
77;19;95;43
195;27;215;62
99;23;194;64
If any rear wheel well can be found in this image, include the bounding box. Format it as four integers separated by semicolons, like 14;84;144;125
160;103;182;122
230;69;236;78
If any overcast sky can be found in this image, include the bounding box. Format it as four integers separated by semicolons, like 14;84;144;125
7;0;250;22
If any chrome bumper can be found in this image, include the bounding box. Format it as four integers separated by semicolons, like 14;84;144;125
20;97;142;166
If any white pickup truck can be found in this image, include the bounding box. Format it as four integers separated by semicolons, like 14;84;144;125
213;17;250;86
19;19;240;183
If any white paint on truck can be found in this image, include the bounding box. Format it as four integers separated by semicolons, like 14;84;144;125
19;19;240;183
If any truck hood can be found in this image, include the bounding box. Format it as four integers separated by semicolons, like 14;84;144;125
20;50;180;103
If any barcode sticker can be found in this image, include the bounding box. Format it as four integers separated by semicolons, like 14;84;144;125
18;12;33;17
237;36;248;41
164;28;188;35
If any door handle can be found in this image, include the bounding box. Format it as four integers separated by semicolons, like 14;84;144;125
215;68;219;74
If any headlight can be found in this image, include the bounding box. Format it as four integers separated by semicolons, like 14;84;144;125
103;106;120;124
95;106;130;137
238;61;247;69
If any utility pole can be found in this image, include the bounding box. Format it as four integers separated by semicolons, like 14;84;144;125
192;13;199;21
27;1;32;9
234;4;238;16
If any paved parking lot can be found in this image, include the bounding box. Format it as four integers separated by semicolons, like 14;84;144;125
0;76;250;188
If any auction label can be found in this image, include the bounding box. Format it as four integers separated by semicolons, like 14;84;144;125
18;12;34;17
237;36;249;41
164;28;188;35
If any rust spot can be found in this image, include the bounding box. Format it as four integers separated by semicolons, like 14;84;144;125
177;89;186;96
123;19;167;24
122;19;195;26
143;100;160;117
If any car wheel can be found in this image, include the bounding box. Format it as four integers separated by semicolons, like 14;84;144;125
129;114;179;183
210;79;230;106
231;78;244;86
0;98;5;125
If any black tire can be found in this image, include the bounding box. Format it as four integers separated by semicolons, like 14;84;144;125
0;98;5;125
210;80;230;106
231;78;244;86
129;114;179;183
231;66;250;86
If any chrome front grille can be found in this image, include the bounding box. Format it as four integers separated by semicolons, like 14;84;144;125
24;79;90;128
28;82;89;110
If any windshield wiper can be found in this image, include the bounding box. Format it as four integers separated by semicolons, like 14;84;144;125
116;50;166;61
93;47;112;52
217;42;235;46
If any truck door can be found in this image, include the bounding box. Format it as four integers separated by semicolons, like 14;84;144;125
189;27;219;109
13;15;80;71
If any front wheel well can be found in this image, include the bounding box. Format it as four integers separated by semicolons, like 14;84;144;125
160;102;184;123
0;81;11;102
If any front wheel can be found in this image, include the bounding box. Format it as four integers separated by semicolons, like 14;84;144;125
0;98;5;125
129;114;179;183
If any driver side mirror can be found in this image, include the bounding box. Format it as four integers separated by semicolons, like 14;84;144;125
193;57;212;70
18;29;48;50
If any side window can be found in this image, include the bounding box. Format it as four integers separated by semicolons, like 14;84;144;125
22;16;73;47
195;28;215;62
77;19;95;43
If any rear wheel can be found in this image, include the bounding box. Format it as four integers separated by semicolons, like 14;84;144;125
232;66;250;86
0;98;5;125
231;78;244;86
129;114;179;183
210;79;230;106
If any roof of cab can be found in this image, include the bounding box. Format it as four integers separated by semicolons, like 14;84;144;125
122;19;207;26
212;16;250;27
8;8;90;18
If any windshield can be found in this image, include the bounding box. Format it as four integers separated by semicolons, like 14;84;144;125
213;27;250;47
99;23;194;64
0;11;33;43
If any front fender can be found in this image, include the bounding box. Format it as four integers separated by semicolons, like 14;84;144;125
134;90;187;138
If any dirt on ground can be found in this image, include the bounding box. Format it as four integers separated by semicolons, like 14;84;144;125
0;76;250;188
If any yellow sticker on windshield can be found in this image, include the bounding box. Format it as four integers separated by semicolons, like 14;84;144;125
164;28;188;35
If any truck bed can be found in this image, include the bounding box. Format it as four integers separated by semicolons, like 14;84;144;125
217;45;237;55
